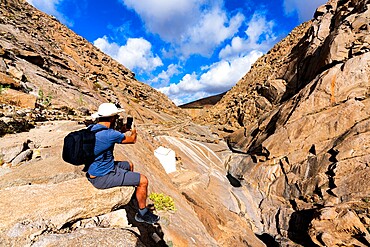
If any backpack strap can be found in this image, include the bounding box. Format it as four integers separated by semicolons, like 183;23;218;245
88;124;108;133
83;125;109;172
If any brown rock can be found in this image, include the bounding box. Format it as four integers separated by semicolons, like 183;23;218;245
0;178;135;245
4;0;370;246
198;0;370;245
309;205;370;247
1;88;37;108
31;228;146;247
0;72;19;88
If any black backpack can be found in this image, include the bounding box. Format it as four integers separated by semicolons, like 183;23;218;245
62;125;106;166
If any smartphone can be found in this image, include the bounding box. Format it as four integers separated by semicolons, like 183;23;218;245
126;117;133;129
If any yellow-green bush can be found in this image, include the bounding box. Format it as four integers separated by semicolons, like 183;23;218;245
149;192;176;212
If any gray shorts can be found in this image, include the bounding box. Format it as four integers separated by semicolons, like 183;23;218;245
87;161;141;189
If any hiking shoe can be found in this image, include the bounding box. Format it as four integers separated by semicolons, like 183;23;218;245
135;210;160;224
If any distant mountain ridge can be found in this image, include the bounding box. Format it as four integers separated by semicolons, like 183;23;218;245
179;92;226;108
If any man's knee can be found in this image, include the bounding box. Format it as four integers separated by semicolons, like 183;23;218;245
129;162;134;171
139;174;148;187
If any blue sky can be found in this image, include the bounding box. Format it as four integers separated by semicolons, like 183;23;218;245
27;0;327;105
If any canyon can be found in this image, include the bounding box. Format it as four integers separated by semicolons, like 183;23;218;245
1;0;370;246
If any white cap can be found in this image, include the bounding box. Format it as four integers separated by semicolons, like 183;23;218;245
91;103;125;120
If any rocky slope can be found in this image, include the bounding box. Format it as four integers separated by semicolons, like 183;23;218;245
2;0;370;246
200;0;370;246
0;0;264;246
0;0;184;133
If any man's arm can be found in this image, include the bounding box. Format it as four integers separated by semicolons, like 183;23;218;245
121;128;137;144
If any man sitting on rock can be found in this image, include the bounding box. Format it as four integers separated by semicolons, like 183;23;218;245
86;102;160;224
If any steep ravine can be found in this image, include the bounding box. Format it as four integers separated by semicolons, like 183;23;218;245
2;0;370;246
214;0;370;246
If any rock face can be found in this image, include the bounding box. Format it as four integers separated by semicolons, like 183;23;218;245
201;0;370;246
0;0;184;128
197;20;312;129
2;0;370;246
0;1;265;246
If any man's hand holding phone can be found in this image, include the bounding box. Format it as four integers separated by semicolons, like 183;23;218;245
121;116;137;144
120;116;134;132
126;116;133;130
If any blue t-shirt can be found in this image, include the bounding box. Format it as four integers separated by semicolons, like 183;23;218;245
88;124;125;176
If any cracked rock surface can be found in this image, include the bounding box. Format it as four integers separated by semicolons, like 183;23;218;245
200;0;370;245
2;0;370;246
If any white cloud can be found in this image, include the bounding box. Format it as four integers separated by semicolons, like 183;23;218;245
283;0;327;21
150;64;182;87
180;9;245;58
122;0;202;41
158;50;263;105
121;0;244;58
94;36;163;74
156;11;278;105
219;12;276;59
26;0;73;26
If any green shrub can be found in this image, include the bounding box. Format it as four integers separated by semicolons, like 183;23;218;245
38;89;52;107
149;192;176;212
0;85;10;94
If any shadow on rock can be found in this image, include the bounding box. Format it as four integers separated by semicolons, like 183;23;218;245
288;209;318;247
123;195;169;247
255;233;280;247
226;172;242;187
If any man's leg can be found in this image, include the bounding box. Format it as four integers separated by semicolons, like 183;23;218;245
134;174;160;224
88;163;159;224
136;174;148;209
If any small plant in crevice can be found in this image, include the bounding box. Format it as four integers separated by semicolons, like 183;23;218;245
93;82;102;91
38;89;52;107
0;84;10;94
74;93;85;106
149;192;177;212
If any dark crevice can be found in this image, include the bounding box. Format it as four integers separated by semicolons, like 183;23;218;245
288;209;319;246
290;199;298;210
250;127;259;138
279;157;290;184
353;233;370;246
251;155;258;163
225;140;249;155
275;208;282;236
18;54;45;67
325;161;338;197
59;219;82;231
237;108;244;127
255;233;280;247
181;192;202;208
314;185;324;199
328;148;339;163
226;172;242;187
309;144;316;155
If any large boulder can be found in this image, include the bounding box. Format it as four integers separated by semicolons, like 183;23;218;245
0;121;136;246
0;178;135;246
31;228;146;247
